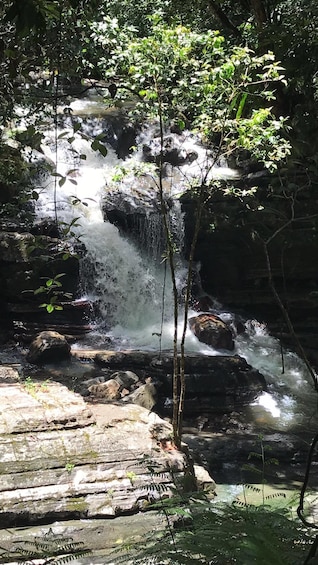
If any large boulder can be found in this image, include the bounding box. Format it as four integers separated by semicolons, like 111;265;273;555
189;313;235;351
102;184;182;260
27;330;71;364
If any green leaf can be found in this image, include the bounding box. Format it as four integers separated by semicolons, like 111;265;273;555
58;131;69;140
34;286;46;295
236;92;248;119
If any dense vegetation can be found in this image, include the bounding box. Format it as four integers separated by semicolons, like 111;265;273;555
1;0;318;249
1;1;318;563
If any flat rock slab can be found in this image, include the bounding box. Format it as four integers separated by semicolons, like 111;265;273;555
0;366;190;526
0;378;94;434
0;513;167;563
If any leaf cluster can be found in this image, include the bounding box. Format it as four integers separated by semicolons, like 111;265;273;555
92;19;291;171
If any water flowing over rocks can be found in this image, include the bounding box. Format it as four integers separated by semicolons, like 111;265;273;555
142;133;198;166
102;182;183;261
0;364;198;527
71;106;138;159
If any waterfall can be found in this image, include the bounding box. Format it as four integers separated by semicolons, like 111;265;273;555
35;106;210;350
34;97;317;431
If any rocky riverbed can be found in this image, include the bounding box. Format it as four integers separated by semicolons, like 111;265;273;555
0;339;316;563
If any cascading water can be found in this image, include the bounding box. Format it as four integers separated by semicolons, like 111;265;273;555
35;99;229;352
34;96;317;433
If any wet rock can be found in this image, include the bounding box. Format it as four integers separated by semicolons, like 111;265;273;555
30;220;61;238
80;110;137;159
189;313;235;351
74;349;266;415
0;232;35;262
27;331;71;364
112;370;139;389
192;295;216;312
194;464;216;495
102;184;166;259
88;378;121;400
143;134;198;166
184;430;314;486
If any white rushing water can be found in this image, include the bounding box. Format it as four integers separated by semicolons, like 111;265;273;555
34;97;317;431
36;102;236;352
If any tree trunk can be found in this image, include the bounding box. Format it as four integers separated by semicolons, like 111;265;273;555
250;0;268;27
206;0;241;37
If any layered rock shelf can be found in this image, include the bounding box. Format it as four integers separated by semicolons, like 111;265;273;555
0;365;195;527
72;349;266;414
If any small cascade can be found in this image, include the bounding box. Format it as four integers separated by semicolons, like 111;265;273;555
35;100;237;350
236;320;317;431
32;97;318;432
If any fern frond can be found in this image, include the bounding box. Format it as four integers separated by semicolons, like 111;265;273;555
140;482;172;493
241;463;263;474
53;549;91;564
233;499;254;508
242;484;262;493
265;492;286;500
3;533;90;564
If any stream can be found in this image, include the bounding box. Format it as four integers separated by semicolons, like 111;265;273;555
2;92;316;563
33;93;318;435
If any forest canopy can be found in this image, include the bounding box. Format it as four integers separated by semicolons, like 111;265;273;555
1;0;317;161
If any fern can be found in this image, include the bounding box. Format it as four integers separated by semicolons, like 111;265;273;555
1;531;90;564
112;498;312;565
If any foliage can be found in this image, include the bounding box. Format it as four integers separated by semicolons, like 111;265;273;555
92;18;290;171
0;144;36;220
33;273;72;313
113;495;311;564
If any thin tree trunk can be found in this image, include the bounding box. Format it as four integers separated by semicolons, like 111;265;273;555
156;81;181;448
206;0;241;37
250;0;268;27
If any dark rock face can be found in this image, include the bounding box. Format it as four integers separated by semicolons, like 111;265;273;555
75;349;267;415
181;187;318;367
27;331;71;364
79;111;138;159
102;185;182;260
189;313;235;351
0;228;93;342
184;429;314;485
